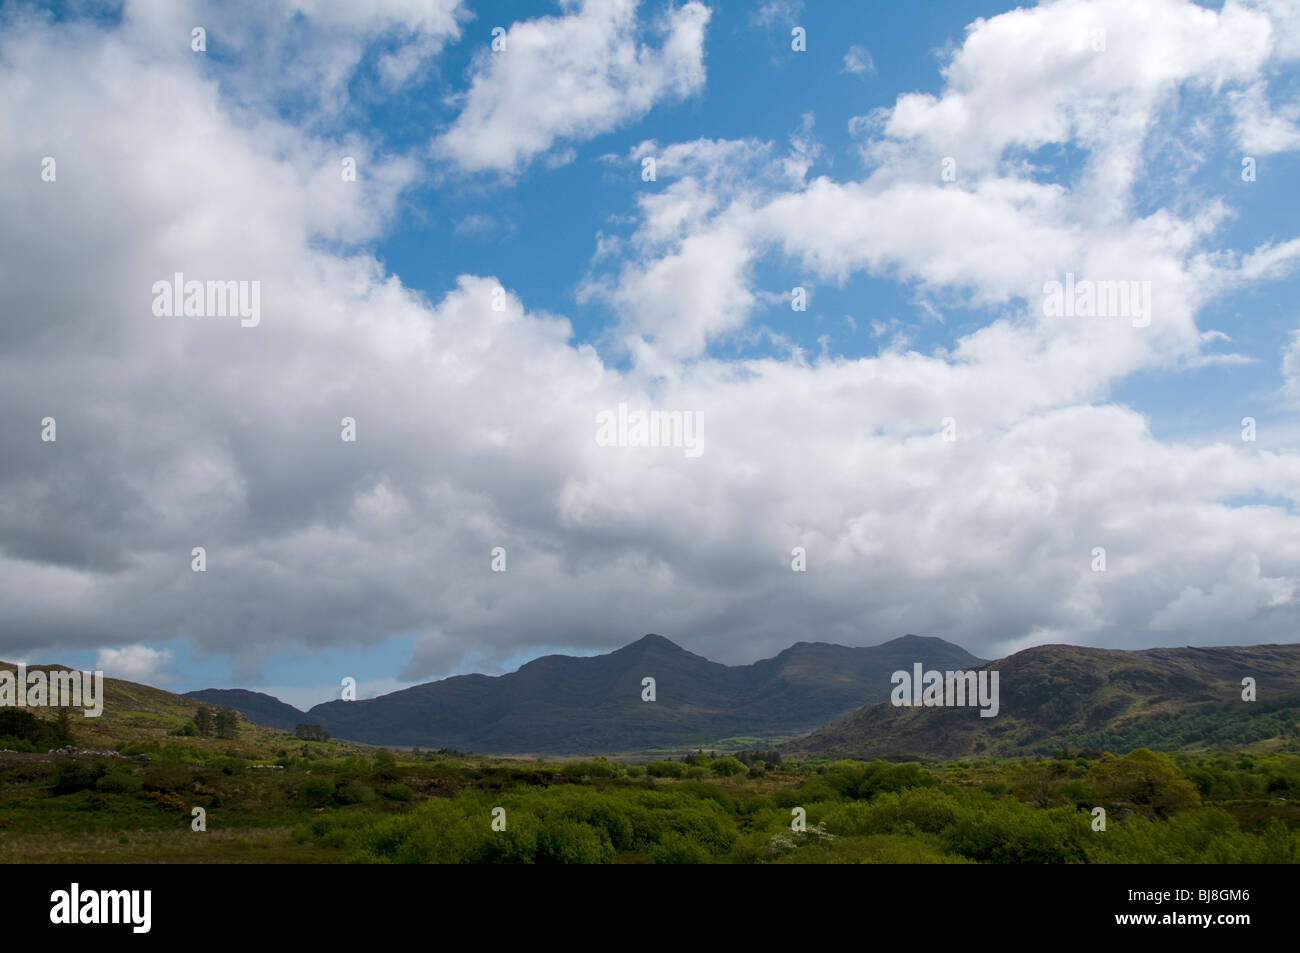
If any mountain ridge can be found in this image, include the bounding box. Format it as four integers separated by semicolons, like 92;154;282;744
187;633;986;753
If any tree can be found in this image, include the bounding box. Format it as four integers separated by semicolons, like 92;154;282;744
1089;748;1199;819
214;708;238;740
49;706;74;748
193;705;214;737
709;756;748;777
294;723;328;742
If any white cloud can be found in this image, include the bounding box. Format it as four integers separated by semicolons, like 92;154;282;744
435;0;711;174
3;0;1300;689
1284;329;1300;406
750;0;802;28
842;44;874;77
95;645;175;682
1229;81;1300;155
121;0;466;115
1149;553;1296;631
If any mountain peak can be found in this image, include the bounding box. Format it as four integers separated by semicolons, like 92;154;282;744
623;633;685;652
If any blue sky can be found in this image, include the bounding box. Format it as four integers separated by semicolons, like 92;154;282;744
4;0;1300;710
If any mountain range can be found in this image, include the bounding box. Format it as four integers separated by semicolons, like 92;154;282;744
7;635;1298;760
187;633;985;753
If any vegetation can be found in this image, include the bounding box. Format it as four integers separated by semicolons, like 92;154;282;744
295;724;329;742
793;644;1300;761
3;739;1297;863
0;707;74;752
2;659;1297;863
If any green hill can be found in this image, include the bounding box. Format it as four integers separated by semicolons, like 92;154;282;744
0;662;347;758
787;642;1300;760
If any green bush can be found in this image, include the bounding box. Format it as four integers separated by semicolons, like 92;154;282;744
537;820;616;864
299;777;335;807
709;757;748;777
95;772;144;794
1089;749;1199;818
334;780;378;805
944;801;1088;863
53;760;108;794
652;830;712;864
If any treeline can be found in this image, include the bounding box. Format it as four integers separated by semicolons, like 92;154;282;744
1058;700;1300;755
0;708;75;751
174;704;239;739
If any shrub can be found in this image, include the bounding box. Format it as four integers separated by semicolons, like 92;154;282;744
944;801;1088;864
709;757;748;777
299;777;335;807
1089;749;1199;818
652;830;712;864
896;787;960;833
53;760;108;794
537;820;616;864
335;780;377;805
95;772;144;794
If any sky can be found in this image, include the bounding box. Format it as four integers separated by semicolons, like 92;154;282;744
2;0;1299;711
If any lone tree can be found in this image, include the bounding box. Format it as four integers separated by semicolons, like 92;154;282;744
214;708;238;740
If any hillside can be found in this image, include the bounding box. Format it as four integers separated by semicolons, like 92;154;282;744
0;662;337;758
190;633;986;754
787;642;1300;760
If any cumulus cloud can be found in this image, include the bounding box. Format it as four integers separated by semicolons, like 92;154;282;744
435;0;711;174
2;0;1299;689
94;645;175;682
1149;554;1296;631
